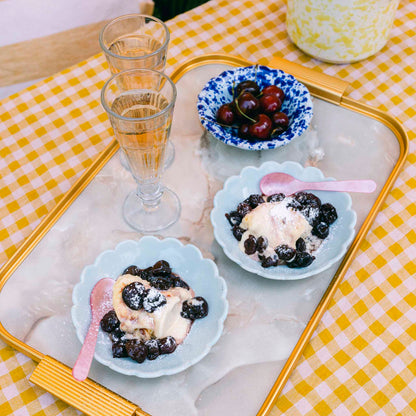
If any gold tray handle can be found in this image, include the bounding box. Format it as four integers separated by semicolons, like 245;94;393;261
30;356;149;416
268;56;349;104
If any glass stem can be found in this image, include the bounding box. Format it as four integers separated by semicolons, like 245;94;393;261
137;182;163;210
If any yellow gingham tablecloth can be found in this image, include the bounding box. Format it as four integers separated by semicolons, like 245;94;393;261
1;1;415;414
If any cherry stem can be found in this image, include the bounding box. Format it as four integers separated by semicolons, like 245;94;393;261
200;116;238;129
271;127;287;137
234;98;256;124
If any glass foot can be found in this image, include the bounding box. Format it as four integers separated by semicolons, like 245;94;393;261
123;186;181;233
119;140;175;172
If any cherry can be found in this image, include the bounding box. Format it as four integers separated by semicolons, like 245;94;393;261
248;114;272;140
259;94;282;115
216;103;235;125
152;260;171;277
235;80;260;97
271;112;289;131
262;85;285;102
158;336;177;354
100;310;119;333
244;235;257;255
236;92;260;117
181;297;209;320
319;203;338;225
238;123;250;139
256;236;268;253
232;225;244;241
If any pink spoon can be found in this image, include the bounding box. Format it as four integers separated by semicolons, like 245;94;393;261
260;172;377;196
72;278;114;382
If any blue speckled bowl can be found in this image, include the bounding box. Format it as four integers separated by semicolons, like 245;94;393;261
211;161;357;280
72;237;228;378
197;65;313;150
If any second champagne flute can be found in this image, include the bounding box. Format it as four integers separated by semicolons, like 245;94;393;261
101;69;180;233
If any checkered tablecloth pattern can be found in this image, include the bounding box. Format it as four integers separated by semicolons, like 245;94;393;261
1;0;415;415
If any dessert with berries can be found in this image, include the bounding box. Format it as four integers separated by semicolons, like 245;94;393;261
225;192;338;268
100;260;208;363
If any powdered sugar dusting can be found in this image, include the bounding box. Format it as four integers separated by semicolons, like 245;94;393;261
142;288;167;313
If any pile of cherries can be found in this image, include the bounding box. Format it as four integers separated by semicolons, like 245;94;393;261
216;79;290;141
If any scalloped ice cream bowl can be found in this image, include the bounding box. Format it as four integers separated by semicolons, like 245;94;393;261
211;161;357;280
71;237;228;378
197;65;313;151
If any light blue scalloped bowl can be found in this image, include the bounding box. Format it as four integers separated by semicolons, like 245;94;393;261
197;65;313;151
71;237;228;377
211;161;357;280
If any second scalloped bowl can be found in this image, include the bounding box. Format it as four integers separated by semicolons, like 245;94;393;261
211;161;357;280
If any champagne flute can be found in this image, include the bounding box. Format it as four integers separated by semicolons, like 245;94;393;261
101;69;180;232
99;14;174;170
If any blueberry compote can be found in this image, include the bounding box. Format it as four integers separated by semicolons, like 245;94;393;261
225;192;338;269
100;260;208;364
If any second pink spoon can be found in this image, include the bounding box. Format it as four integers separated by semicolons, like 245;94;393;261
260;172;377;196
72;278;114;382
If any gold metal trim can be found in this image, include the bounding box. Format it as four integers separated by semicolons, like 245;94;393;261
0;53;408;416
30;356;146;416
268;56;349;104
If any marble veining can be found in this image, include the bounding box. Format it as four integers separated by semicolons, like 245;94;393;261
0;63;400;416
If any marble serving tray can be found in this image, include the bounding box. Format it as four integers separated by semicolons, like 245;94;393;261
0;54;408;416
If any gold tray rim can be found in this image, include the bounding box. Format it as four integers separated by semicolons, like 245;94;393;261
0;53;409;416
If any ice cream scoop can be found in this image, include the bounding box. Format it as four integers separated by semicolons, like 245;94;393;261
260;172;376;196
72;278;114;381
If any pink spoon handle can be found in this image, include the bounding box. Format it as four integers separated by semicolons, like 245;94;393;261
72;315;101;381
301;179;377;193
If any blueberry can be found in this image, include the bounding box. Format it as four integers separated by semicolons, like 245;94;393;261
267;193;285;203
236;202;251;217
158;336;177;354
275;244;296;261
225;211;242;226
295;238;306;252
244;194;265;209
312;222;330;239
181;297;209;320
143;288;167;313
261;256;278;268
123;265;141;276
122;282;146;310
287;252;315;268
100;310;119;333
152;260;172;277
320;203;338;225
244;235;257;255
145;339;160;360
256;236;268;253
232;225;244;241
112;341;128;358
125;339;147;363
